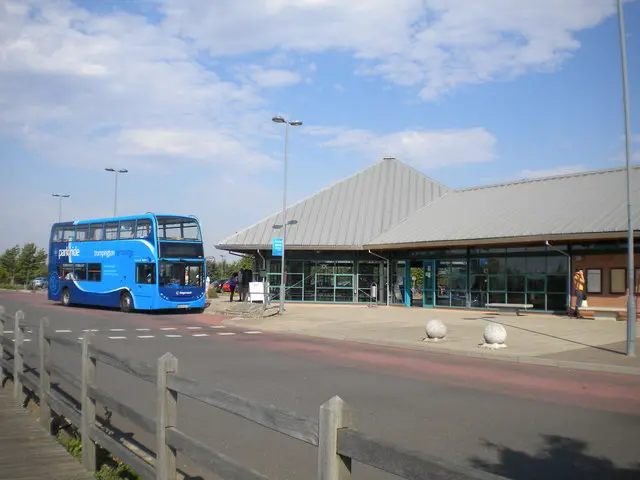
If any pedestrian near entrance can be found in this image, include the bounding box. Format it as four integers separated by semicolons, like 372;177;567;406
228;272;238;302
571;267;586;318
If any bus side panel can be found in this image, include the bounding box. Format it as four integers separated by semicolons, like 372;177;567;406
48;239;157;309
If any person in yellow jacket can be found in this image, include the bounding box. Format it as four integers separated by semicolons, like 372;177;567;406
572;267;586;318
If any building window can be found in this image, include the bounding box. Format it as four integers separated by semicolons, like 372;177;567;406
586;269;602;294
610;268;626;294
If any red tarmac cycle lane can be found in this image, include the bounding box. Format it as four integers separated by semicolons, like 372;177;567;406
3;290;640;417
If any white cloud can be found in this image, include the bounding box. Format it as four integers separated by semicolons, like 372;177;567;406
305;126;497;168
0;0;275;170
518;164;587;179
239;65;302;88
159;0;618;99
117;128;277;168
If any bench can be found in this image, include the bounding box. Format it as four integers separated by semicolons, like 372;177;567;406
584;306;625;321
486;303;534;316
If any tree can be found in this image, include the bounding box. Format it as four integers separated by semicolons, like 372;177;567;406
0;245;20;285
16;242;48;285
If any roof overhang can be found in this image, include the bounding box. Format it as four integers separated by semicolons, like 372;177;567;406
364;231;640;251
215;244;364;252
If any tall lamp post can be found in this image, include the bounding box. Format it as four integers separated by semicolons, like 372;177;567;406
617;0;635;357
272;115;303;314
104;168;128;216
52;194;70;222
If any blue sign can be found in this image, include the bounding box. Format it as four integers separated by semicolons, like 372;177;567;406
272;237;283;256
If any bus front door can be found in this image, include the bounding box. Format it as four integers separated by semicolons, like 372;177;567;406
134;263;156;309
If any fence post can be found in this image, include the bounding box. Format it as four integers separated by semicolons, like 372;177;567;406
13;311;25;403
0;305;5;384
39;317;52;432
81;333;97;472
318;395;353;480
156;352;178;480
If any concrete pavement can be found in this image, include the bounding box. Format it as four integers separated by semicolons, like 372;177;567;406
209;299;640;374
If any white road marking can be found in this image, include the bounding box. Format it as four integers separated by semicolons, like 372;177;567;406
210;325;226;329
23;338;32;342
187;326;202;330
217;332;236;336
160;327;177;331
192;333;209;337
4;330;13;334
244;331;262;334
136;328;151;331
109;328;126;332
55;329;72;333
137;335;155;339
165;334;182;338
108;336;127;340
83;329;99;332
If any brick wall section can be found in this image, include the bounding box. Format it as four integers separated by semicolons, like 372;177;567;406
572;253;640;318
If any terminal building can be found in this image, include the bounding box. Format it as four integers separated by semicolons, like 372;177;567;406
216;157;640;314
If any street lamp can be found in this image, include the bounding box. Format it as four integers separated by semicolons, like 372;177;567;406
104;168;128;216
616;0;635;357
272;115;303;314
52;194;70;222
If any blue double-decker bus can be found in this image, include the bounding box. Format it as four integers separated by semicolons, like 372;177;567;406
47;213;207;313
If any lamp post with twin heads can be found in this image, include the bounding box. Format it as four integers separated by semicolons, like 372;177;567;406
104;168;128;216
272;115;303;314
52;194;70;222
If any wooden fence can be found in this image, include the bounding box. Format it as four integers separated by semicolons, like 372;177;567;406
0;305;507;480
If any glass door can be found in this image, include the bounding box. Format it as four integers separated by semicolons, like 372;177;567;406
422;260;435;307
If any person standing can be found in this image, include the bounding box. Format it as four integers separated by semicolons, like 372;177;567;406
572;267;586;318
228;272;238;302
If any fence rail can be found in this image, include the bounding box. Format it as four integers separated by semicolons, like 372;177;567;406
0;304;507;480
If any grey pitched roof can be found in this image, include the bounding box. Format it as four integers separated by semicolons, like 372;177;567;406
366;166;640;248
216;158;450;250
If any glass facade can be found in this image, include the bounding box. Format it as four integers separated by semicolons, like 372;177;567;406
261;245;571;311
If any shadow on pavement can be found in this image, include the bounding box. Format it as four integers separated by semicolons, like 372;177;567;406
470;434;640;480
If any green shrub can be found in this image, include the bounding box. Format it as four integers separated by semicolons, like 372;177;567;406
0;283;23;290
208;288;219;299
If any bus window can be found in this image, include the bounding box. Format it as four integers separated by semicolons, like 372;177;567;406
120;220;134;239
74;264;87;280
136;264;156;284
105;222;118;240
135;219;152;239
61;264;74;279
88;263;101;282
89;223;104;240
53;225;75;242
75;225;89;242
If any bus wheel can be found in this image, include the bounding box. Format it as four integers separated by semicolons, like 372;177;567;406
119;291;133;313
61;288;70;307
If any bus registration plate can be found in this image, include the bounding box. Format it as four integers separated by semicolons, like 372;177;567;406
177;304;189;309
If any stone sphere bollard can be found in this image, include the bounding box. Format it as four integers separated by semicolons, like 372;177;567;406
480;322;507;349
424;319;447;342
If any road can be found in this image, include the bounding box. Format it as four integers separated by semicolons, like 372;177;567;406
1;291;640;480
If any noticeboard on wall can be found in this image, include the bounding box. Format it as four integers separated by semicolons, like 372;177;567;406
586;269;601;294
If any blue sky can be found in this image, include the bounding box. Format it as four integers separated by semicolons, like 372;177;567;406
1;0;639;256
